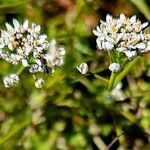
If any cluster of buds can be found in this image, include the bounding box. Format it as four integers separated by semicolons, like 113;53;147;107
0;19;65;88
93;14;150;72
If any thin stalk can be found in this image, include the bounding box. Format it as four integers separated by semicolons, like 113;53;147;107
94;74;108;86
130;0;150;21
106;132;124;150
0;120;30;145
120;110;136;123
93;136;107;150
108;72;117;91
16;66;25;75
107;51;112;62
114;56;140;88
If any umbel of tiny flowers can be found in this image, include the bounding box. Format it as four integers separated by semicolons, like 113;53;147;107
92;13;150;91
0;19;65;88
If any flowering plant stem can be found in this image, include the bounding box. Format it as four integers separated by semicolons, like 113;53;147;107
108;72;117;91
114;56;140;88
0;120;30;145
94;74;108;86
16;66;25;75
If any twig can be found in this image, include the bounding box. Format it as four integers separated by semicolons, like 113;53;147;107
105;132;124;150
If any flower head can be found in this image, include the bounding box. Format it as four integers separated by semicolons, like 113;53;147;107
93;14;150;58
0;19;66;88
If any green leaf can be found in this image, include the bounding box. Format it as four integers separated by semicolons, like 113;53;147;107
130;0;150;20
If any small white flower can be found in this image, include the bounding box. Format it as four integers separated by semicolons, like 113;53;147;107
135;43;146;49
37;35;47;45
44;39;65;68
109;63;120;72
77;63;89;74
3;74;19;88
29;64;40;73
110;82;126;101
21;59;28;67
102;41;114;50
35;78;44;88
125;50;137;59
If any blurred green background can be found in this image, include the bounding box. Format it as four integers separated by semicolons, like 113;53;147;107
0;0;150;149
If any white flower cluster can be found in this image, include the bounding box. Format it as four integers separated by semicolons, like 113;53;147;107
0;19;65;88
3;74;19;88
93;14;150;59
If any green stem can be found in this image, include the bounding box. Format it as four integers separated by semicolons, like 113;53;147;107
16;66;25;75
94;74;108;86
93;136;107;150
120;110;136;123
114;56;140;88
130;0;150;21
0;120;30;145
107;51;112;62
108;72;117;91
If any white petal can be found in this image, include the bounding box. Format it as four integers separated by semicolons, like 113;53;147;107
145;46;150;52
103;42;114;50
125;50;137;59
34;25;41;33
116;47;126;52
35;59;42;66
120;13;126;21
50;39;57;46
0;43;4;48
5;23;13;31
93;30;101;36
100;21;106;26
96;38;102;49
96;26;101;32
106;14;112;22
59;48;65;56
130;15;136;23
142;22;148;29
37;35;47;44
8;43;14;50
23;20;29;30
125;25;133;32
12;19;20;30
136;43;146;49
